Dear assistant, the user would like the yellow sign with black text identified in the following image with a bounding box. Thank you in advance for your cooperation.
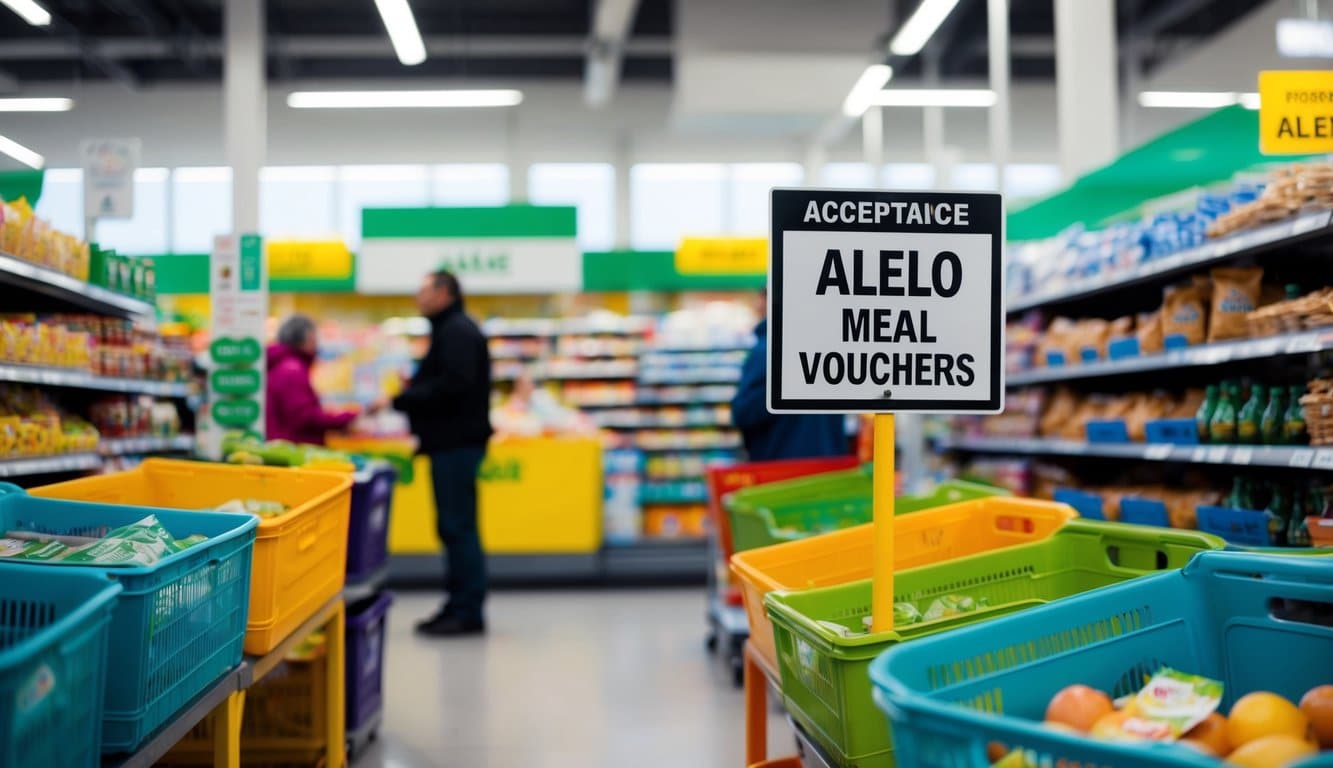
[267,240,354,280]
[675,237,767,275]
[1259,70,1333,155]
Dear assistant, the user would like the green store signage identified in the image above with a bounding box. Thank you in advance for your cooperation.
[479,457,521,482]
[212,398,261,427]
[211,369,262,396]
[210,337,262,365]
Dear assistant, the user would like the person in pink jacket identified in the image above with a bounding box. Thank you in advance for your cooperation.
[265,314,356,445]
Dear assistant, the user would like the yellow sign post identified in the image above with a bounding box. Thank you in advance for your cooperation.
[1258,70,1333,155]
[870,414,896,633]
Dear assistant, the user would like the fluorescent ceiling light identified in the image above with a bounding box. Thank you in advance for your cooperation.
[890,0,962,56]
[373,0,427,66]
[0,0,51,26]
[1138,91,1259,109]
[869,89,997,107]
[842,64,894,117]
[0,97,72,112]
[1277,17,1333,58]
[0,134,43,169]
[287,90,523,109]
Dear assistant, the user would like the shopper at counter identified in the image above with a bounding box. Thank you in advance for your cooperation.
[377,269,493,637]
[732,313,848,461]
[265,314,358,446]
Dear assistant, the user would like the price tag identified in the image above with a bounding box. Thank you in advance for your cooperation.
[1231,447,1254,465]
[1285,335,1318,355]
[1191,447,1208,463]
[1291,211,1330,236]
[1145,444,1173,460]
[1288,449,1315,468]
[1206,446,1229,463]
[1313,450,1333,470]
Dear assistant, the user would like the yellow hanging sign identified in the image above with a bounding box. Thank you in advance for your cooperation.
[675,237,768,275]
[267,240,354,280]
[1258,70,1333,155]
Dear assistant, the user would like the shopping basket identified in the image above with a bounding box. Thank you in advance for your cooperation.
[32,458,351,655]
[733,496,1075,680]
[346,462,395,581]
[871,550,1333,768]
[766,520,1226,768]
[0,484,257,752]
[347,591,393,733]
[0,564,121,768]
[730,473,1007,552]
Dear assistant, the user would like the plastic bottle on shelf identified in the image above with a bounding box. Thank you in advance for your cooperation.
[1284,283,1302,300]
[1236,384,1267,444]
[1286,487,1312,547]
[1284,383,1308,445]
[1195,385,1219,444]
[1261,385,1288,445]
[1208,385,1238,444]
[1227,477,1251,510]
[1266,483,1290,547]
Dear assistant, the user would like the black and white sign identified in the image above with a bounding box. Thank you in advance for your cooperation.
[767,188,1004,413]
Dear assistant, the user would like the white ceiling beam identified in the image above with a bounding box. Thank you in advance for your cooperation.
[585,0,641,108]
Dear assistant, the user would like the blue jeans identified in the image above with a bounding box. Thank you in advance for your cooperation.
[429,446,487,622]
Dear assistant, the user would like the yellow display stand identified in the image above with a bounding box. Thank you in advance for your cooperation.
[331,435,605,555]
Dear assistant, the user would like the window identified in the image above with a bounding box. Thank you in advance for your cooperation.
[260,166,337,242]
[630,164,725,250]
[728,163,803,235]
[819,163,877,189]
[884,163,937,190]
[1005,163,1063,201]
[529,163,615,250]
[94,168,169,255]
[433,164,509,206]
[338,165,430,248]
[172,167,231,253]
[33,168,83,239]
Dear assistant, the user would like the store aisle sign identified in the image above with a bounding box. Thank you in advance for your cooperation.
[80,138,139,220]
[675,237,767,275]
[268,240,353,281]
[767,189,1004,413]
[201,234,268,458]
[357,239,580,294]
[1259,70,1333,154]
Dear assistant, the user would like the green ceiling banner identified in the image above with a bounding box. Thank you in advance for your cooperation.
[583,250,766,291]
[0,170,43,205]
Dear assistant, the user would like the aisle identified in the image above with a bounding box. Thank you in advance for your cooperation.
[354,589,791,768]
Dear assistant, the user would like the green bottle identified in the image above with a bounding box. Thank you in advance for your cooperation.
[1287,488,1312,547]
[1196,385,1219,444]
[1285,283,1302,300]
[1227,477,1250,510]
[1236,384,1267,444]
[1209,385,1238,444]
[1266,483,1290,546]
[1261,385,1287,445]
[1284,384,1308,445]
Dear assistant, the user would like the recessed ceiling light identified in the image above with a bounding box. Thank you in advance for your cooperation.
[842,65,894,118]
[0,97,73,112]
[0,0,51,27]
[286,90,524,109]
[0,134,44,168]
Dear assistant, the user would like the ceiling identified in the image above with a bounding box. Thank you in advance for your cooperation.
[0,0,1268,89]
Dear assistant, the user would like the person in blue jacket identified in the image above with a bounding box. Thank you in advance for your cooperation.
[731,316,848,461]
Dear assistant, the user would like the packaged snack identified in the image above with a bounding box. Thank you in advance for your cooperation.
[1207,266,1263,341]
[1136,311,1163,355]
[1039,388,1080,437]
[1109,668,1224,741]
[1161,283,1207,345]
[62,515,184,566]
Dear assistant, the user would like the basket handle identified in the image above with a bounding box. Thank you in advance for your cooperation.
[1185,549,1333,584]
[0,482,24,496]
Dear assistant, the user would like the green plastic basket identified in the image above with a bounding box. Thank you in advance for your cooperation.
[764,520,1226,768]
[727,471,1006,552]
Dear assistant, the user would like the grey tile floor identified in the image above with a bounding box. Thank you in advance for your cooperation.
[352,589,794,768]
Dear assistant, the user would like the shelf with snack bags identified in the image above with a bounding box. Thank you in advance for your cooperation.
[936,434,1333,470]
[100,434,195,456]
[0,250,153,317]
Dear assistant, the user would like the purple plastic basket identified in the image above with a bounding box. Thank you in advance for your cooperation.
[346,464,395,581]
[347,591,393,732]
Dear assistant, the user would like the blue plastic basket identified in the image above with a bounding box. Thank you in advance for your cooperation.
[0,484,258,753]
[347,463,395,581]
[0,565,121,768]
[870,551,1333,768]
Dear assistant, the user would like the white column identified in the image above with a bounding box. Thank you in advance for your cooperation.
[803,143,826,186]
[988,0,1010,195]
[1055,0,1118,181]
[224,0,264,235]
[507,109,527,203]
[614,138,632,249]
[923,51,946,190]
[862,106,884,170]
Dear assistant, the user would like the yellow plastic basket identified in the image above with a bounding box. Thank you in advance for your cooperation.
[32,458,352,655]
[729,496,1076,677]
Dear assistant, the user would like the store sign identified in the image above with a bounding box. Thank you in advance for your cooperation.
[268,240,354,281]
[357,239,580,294]
[767,188,1003,413]
[201,234,268,458]
[675,237,767,275]
[80,138,139,220]
[1258,70,1333,154]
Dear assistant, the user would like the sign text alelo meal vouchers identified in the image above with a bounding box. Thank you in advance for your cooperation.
[767,188,1004,413]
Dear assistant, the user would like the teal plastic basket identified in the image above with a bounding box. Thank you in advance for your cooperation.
[728,471,1006,552]
[871,551,1333,768]
[0,484,257,753]
[0,564,121,768]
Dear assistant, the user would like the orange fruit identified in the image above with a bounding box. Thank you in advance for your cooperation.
[1045,684,1114,733]
[986,741,1007,763]
[1090,710,1172,741]
[1299,684,1333,748]
[1228,692,1310,748]
[1182,712,1230,757]
[1224,734,1316,768]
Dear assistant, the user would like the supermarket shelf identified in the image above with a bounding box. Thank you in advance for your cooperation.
[936,435,1333,470]
[1007,330,1333,386]
[100,434,195,456]
[0,363,192,397]
[565,399,640,409]
[649,344,753,354]
[641,485,709,504]
[0,452,102,478]
[0,250,155,317]
[106,665,245,768]
[595,419,732,430]
[638,394,737,406]
[1007,209,1333,314]
[637,443,741,453]
[638,374,742,385]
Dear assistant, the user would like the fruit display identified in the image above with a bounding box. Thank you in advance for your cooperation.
[0,196,90,281]
[992,669,1333,767]
[0,386,99,458]
[221,433,356,471]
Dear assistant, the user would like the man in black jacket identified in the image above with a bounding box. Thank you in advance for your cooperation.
[387,269,493,636]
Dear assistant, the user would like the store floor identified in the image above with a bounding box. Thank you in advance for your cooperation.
[353,589,792,768]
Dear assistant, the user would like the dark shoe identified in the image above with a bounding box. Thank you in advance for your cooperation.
[414,604,455,633]
[415,614,485,637]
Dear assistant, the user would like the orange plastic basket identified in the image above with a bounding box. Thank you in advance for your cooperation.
[729,496,1076,677]
[31,458,352,655]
